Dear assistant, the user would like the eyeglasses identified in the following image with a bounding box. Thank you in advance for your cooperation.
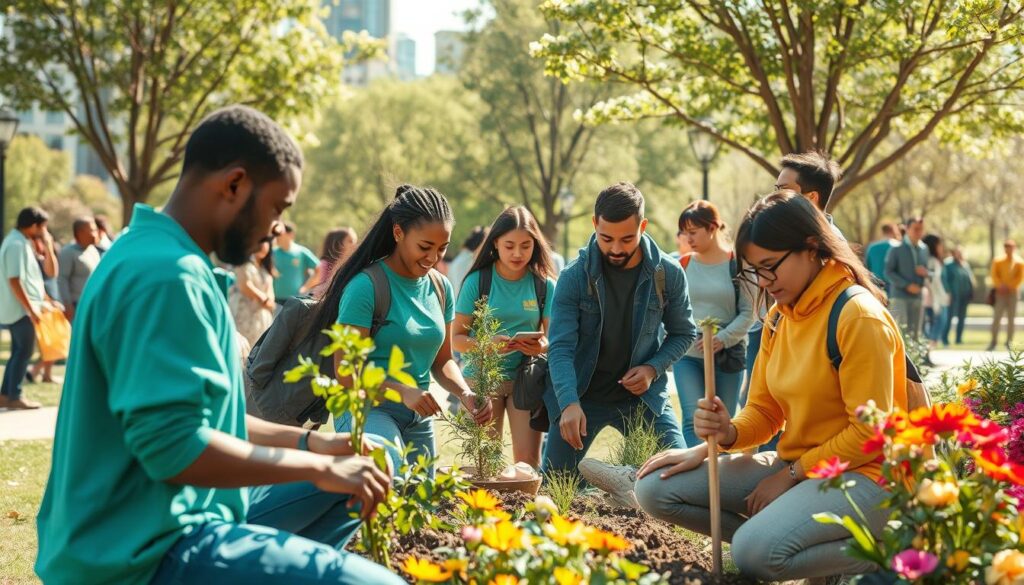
[736,249,800,287]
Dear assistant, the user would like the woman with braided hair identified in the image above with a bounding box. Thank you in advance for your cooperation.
[309,184,492,475]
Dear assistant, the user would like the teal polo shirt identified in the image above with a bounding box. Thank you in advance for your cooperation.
[0,229,46,324]
[455,266,555,379]
[338,262,454,389]
[36,204,247,585]
[272,243,318,299]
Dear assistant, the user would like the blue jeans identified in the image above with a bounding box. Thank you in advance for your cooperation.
[334,400,436,475]
[1,316,36,400]
[674,356,744,449]
[540,395,684,474]
[926,306,949,343]
[150,482,403,584]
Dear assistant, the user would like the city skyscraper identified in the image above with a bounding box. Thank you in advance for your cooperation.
[395,33,417,80]
[322,0,393,86]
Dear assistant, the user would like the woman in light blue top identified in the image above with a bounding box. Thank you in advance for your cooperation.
[453,207,556,469]
[675,201,756,448]
[308,184,492,474]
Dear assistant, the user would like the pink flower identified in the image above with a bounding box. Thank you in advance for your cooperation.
[891,549,939,580]
[460,525,482,544]
[807,456,850,479]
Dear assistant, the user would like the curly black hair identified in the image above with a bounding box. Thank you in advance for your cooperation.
[181,105,303,184]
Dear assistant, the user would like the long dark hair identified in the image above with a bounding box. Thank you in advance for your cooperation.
[466,206,555,285]
[320,227,358,263]
[735,191,886,309]
[308,184,454,338]
[922,234,943,260]
[257,238,276,277]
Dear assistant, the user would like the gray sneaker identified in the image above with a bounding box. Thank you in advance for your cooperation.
[578,458,639,509]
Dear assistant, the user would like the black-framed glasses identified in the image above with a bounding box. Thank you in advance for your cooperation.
[736,249,799,287]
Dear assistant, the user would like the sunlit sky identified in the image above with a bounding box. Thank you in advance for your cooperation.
[392,0,481,75]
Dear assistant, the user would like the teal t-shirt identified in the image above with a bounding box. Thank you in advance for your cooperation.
[272,243,318,299]
[337,262,454,389]
[455,266,555,379]
[35,205,247,585]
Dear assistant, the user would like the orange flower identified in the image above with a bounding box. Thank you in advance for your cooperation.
[807,456,849,479]
[544,514,589,546]
[957,379,978,396]
[489,575,520,585]
[974,448,1024,485]
[442,559,468,581]
[481,520,525,552]
[909,404,981,439]
[402,557,451,582]
[585,526,630,553]
[947,550,971,573]
[457,489,501,512]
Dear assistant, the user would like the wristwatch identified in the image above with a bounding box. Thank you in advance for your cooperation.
[298,430,312,452]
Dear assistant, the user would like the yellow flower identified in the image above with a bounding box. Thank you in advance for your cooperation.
[957,378,979,396]
[987,549,1024,585]
[544,514,589,546]
[916,479,960,507]
[553,567,583,585]
[487,508,512,522]
[481,520,525,553]
[584,526,630,553]
[489,575,520,585]
[442,559,469,581]
[402,557,450,583]
[457,489,501,512]
[947,550,971,573]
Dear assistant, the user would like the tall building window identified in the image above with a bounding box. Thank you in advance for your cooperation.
[45,110,65,124]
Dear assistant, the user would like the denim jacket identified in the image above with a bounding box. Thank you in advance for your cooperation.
[545,233,697,418]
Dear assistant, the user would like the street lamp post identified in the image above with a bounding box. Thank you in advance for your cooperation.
[687,122,721,201]
[558,185,576,258]
[0,108,20,235]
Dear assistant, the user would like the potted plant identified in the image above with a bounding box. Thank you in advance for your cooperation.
[442,298,542,495]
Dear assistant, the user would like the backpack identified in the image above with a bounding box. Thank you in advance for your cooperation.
[243,262,446,427]
[477,267,548,412]
[767,285,931,411]
[680,253,746,372]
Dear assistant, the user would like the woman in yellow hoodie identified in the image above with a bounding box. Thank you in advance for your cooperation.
[635,192,907,582]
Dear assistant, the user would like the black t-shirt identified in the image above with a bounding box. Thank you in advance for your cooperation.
[586,260,642,403]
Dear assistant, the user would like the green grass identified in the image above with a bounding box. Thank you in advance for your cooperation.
[0,440,51,585]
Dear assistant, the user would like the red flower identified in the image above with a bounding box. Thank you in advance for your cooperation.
[958,418,1009,450]
[862,428,887,454]
[909,404,981,440]
[974,447,1024,485]
[807,456,850,479]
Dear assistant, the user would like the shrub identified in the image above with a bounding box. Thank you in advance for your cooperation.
[610,408,665,469]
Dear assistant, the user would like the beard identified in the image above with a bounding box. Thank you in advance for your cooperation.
[216,191,262,265]
[601,245,639,268]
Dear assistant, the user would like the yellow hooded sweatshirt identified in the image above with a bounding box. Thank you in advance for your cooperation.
[730,260,908,480]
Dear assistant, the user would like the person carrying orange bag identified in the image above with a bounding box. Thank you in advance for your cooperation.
[35,306,72,362]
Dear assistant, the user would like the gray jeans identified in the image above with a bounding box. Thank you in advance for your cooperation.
[634,452,889,581]
[890,296,924,339]
[991,291,1019,346]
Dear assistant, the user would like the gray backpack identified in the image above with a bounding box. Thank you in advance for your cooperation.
[243,262,446,427]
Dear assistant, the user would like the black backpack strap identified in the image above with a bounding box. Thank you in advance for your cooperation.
[533,273,547,328]
[478,267,493,302]
[365,263,391,338]
[427,269,447,314]
[827,285,868,369]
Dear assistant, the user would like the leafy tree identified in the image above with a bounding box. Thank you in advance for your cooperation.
[531,0,1024,207]
[0,0,381,224]
[2,134,69,231]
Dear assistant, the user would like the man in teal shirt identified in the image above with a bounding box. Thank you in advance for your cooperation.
[273,222,319,301]
[36,106,402,585]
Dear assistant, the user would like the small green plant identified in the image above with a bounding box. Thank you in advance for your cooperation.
[443,298,506,479]
[286,324,454,570]
[544,469,583,515]
[901,323,933,379]
[611,408,665,468]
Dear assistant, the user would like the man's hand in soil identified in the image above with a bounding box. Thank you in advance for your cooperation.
[559,403,587,450]
[312,456,392,519]
[745,468,798,516]
[637,446,708,480]
[620,365,656,396]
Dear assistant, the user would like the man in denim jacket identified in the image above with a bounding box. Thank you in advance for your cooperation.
[542,182,696,475]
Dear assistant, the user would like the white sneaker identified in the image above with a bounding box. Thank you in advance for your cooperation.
[578,458,639,509]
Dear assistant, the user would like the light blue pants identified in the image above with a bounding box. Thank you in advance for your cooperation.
[673,356,744,449]
[334,400,436,476]
[149,481,404,584]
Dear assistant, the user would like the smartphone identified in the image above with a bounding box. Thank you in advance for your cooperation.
[510,331,543,342]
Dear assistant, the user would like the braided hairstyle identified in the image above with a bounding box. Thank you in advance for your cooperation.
[308,184,454,337]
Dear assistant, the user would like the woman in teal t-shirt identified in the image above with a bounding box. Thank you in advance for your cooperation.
[453,206,556,469]
[308,185,493,473]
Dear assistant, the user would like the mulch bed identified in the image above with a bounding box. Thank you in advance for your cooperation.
[356,488,751,584]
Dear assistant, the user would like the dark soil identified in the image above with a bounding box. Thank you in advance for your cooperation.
[358,488,750,584]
